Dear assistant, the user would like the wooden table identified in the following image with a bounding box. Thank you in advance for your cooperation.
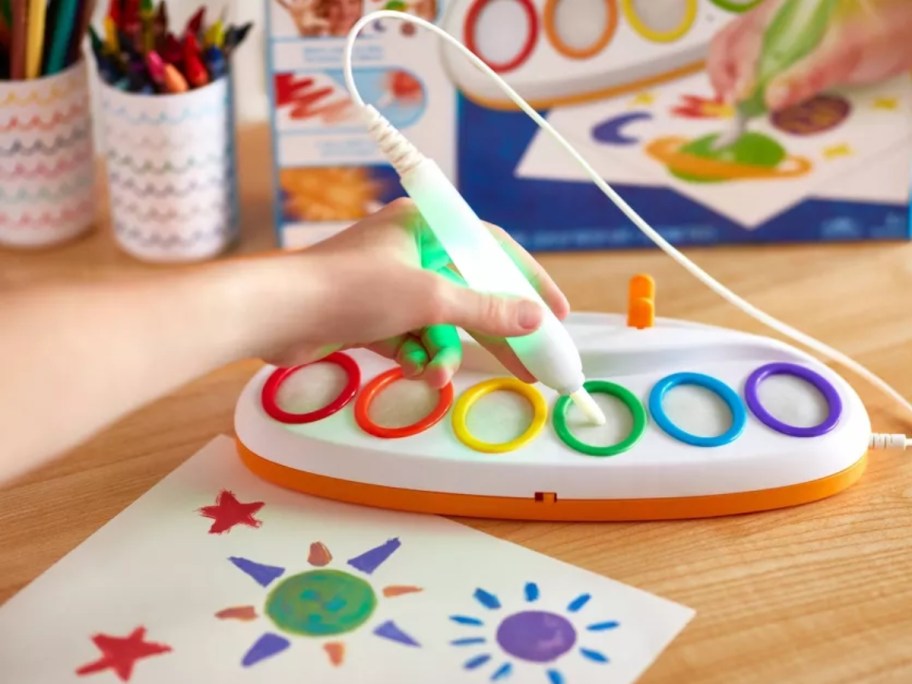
[1,124,911,682]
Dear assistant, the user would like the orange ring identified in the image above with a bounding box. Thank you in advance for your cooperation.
[543,0,617,60]
[354,367,454,439]
[645,136,812,180]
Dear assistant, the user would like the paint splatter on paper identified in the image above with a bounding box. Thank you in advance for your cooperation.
[219,538,421,669]
[75,627,171,682]
[197,490,264,534]
[0,436,693,683]
[451,582,619,683]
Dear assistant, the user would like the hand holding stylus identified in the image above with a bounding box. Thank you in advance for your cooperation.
[709,0,912,113]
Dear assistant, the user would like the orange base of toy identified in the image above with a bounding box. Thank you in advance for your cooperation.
[235,440,868,521]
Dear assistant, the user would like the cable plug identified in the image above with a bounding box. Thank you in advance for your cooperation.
[869,433,911,450]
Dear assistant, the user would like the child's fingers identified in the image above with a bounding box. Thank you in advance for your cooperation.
[419,324,463,389]
[468,331,536,384]
[482,221,570,319]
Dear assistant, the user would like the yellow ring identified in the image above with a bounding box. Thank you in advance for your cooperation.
[620,0,697,43]
[543,0,618,60]
[451,378,547,453]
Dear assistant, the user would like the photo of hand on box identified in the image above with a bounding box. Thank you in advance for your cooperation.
[275,0,364,37]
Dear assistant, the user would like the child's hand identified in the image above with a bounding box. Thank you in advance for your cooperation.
[260,198,570,389]
[708,0,912,112]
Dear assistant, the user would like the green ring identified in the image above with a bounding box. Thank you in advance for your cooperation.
[708,0,763,12]
[553,380,647,457]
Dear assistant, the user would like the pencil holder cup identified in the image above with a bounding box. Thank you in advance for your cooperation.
[0,60,96,249]
[99,75,239,263]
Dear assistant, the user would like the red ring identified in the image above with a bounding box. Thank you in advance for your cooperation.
[354,367,454,438]
[260,352,361,424]
[464,0,538,74]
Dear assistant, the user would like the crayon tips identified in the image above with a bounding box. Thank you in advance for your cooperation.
[162,62,186,92]
[84,4,252,92]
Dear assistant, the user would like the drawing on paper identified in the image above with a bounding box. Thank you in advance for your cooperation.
[75,626,171,682]
[770,94,851,135]
[197,489,265,534]
[450,582,618,683]
[218,538,422,668]
[670,94,732,120]
[645,131,812,183]
[591,112,653,145]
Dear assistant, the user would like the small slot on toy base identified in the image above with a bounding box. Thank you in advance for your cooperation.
[534,492,558,504]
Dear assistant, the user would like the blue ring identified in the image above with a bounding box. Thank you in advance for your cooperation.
[648,372,747,447]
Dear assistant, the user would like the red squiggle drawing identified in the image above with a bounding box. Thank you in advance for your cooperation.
[671,94,732,119]
[0,154,89,180]
[0,198,94,228]
[0,102,88,133]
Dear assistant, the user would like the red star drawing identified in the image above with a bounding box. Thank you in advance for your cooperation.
[75,627,171,681]
[198,489,265,534]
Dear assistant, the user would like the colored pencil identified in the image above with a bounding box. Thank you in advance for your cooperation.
[24,0,44,79]
[45,0,78,74]
[9,0,25,78]
[68,0,97,64]
[0,0,11,26]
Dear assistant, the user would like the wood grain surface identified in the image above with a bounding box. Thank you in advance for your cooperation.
[1,124,910,683]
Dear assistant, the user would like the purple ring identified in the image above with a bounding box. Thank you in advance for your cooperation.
[744,362,842,437]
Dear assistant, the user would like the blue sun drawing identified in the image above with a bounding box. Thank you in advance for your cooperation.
[216,537,423,668]
[449,583,619,682]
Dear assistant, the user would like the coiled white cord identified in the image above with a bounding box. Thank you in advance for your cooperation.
[342,10,912,425]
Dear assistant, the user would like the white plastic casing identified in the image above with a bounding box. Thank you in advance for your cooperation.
[234,313,871,501]
[399,156,586,395]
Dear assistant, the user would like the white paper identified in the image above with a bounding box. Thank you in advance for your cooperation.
[99,77,239,262]
[0,435,693,683]
[516,71,912,227]
[0,60,96,247]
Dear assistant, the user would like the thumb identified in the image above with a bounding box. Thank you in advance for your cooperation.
[426,272,544,338]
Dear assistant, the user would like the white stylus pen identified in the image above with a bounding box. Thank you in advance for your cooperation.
[361,106,606,426]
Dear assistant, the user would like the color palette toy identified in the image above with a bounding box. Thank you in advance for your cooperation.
[438,0,762,110]
[234,275,870,521]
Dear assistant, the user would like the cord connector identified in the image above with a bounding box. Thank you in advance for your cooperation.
[359,105,424,177]
[869,433,911,450]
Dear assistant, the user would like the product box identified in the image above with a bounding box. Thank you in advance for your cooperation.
[266,0,912,251]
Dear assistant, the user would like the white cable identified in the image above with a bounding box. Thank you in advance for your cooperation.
[343,11,912,423]
[869,433,911,450]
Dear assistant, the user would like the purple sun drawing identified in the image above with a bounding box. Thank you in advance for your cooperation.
[216,537,423,668]
[450,583,619,682]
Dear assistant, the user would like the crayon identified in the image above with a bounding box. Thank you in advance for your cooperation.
[184,5,203,37]
[9,0,25,78]
[25,0,47,79]
[103,14,118,53]
[203,5,225,47]
[161,30,179,65]
[87,24,118,82]
[105,0,119,23]
[144,48,164,89]
[223,21,251,57]
[139,0,152,51]
[182,31,206,87]
[162,61,186,92]
[203,45,225,80]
